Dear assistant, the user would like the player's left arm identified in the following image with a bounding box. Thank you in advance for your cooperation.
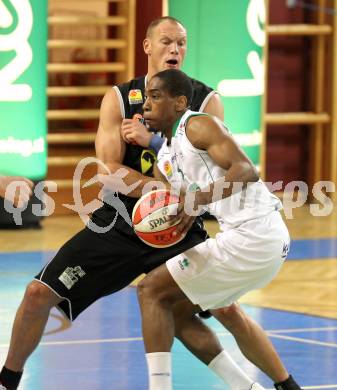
[191,115,259,204]
[174,115,259,235]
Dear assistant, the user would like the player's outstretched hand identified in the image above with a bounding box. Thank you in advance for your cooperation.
[0,176,34,207]
[121,119,152,147]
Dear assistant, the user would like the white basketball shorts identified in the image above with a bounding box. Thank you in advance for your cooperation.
[166,211,290,310]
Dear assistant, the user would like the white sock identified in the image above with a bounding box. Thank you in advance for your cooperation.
[208,350,254,390]
[146,352,172,390]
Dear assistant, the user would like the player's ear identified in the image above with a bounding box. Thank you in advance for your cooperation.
[176,96,187,112]
[143,38,151,55]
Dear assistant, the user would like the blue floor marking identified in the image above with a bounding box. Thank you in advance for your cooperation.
[288,238,337,260]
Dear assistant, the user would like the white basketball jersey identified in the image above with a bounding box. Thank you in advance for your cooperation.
[157,110,282,230]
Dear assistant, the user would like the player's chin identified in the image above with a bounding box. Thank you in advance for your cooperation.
[144,118,156,127]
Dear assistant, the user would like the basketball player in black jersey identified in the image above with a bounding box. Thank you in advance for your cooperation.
[0,17,300,390]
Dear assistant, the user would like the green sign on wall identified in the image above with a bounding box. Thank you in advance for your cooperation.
[0,0,48,180]
[169,0,266,168]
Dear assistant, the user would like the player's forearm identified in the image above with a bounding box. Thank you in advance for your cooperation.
[194,162,259,206]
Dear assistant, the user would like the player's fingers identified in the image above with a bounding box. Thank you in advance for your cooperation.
[121,129,132,142]
[175,215,194,236]
[121,119,133,126]
[121,123,133,132]
[121,133,129,142]
[175,204,186,220]
[182,218,194,235]
[125,133,136,143]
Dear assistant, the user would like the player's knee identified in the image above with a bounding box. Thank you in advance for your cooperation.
[137,274,171,306]
[211,303,246,331]
[23,281,59,314]
[137,275,157,300]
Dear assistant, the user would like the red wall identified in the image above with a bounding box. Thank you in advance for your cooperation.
[266,2,311,185]
[135,1,163,76]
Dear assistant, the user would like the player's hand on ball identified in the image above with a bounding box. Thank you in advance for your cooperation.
[170,193,196,237]
[121,119,152,146]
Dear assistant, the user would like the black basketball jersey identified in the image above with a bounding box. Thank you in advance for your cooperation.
[113,75,215,178]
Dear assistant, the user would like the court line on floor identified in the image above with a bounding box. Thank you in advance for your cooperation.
[1,325,337,349]
[268,326,337,334]
[0,337,143,348]
[215,325,337,337]
[269,333,337,348]
[1,331,337,349]
[266,386,337,390]
[299,385,337,389]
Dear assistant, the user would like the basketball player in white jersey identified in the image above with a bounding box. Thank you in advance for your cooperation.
[137,69,296,390]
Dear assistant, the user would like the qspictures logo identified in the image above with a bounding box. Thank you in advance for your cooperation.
[1,157,336,229]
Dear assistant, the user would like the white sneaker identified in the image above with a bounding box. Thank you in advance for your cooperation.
[251,383,267,390]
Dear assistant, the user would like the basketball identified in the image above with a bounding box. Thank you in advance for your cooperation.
[132,189,184,248]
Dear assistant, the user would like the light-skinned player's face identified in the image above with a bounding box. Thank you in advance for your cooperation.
[144,21,187,74]
[143,77,181,135]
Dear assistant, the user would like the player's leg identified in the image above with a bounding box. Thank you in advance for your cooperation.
[138,262,184,352]
[208,213,300,390]
[172,301,262,390]
[5,281,61,370]
[0,226,93,390]
[138,265,265,390]
[173,301,221,363]
[0,281,61,389]
[212,304,287,380]
[0,224,142,390]
[211,304,301,390]
[138,263,190,390]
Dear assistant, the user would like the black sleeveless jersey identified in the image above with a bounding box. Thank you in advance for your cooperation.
[114,75,214,178]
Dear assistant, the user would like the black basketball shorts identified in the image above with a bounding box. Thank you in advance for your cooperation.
[34,204,207,321]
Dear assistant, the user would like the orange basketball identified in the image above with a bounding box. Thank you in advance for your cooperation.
[132,189,184,248]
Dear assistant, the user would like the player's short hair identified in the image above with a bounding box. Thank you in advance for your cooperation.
[152,69,192,106]
[146,16,186,37]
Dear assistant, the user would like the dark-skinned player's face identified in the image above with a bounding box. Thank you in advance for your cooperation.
[143,77,179,134]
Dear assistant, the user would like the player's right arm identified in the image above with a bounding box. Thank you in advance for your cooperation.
[95,89,164,198]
